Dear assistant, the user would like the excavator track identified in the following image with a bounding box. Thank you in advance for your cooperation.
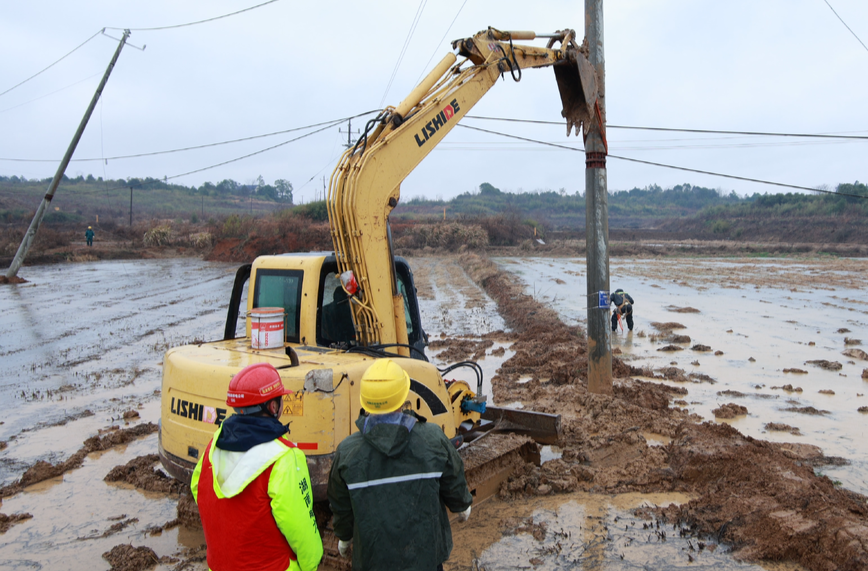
[316,433,541,570]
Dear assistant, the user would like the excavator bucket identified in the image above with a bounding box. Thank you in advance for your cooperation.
[554,50,598,137]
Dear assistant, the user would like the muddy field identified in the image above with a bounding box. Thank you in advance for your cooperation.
[1,254,867,570]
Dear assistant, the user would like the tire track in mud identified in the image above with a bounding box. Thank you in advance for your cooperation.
[454,252,868,571]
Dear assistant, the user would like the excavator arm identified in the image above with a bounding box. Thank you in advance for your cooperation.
[327,27,598,354]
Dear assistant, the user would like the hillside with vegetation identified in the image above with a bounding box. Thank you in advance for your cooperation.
[0,174,291,226]
[1,174,866,268]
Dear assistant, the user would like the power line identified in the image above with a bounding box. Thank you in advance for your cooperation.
[164,121,339,181]
[0,30,102,98]
[435,137,857,151]
[463,115,868,140]
[456,123,868,199]
[0,72,103,114]
[0,111,380,164]
[380,0,428,107]
[822,0,868,54]
[105,0,282,32]
[415,0,468,84]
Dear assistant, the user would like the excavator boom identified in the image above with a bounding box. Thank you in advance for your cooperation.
[327,27,597,351]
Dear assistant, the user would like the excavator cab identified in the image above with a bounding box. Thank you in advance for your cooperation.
[222,253,427,358]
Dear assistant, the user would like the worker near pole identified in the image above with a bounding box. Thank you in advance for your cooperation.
[191,362,323,571]
[85,226,94,247]
[327,359,472,571]
[610,288,635,332]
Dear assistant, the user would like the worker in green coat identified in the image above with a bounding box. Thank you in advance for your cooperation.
[85,226,94,246]
[327,359,472,571]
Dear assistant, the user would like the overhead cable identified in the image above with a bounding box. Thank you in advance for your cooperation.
[105,0,281,32]
[822,0,868,54]
[0,30,102,98]
[415,0,468,84]
[0,72,102,114]
[0,110,380,164]
[380,0,428,107]
[164,121,339,181]
[456,123,868,200]
[463,115,868,140]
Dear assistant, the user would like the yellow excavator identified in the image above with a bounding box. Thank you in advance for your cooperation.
[159,25,597,559]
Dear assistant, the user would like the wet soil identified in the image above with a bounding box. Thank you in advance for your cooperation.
[454,253,868,571]
[2,254,867,570]
[102,544,175,571]
[103,454,187,495]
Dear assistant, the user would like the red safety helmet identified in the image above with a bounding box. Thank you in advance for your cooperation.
[226,362,289,408]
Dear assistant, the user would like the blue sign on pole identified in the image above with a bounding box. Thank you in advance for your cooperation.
[598,290,609,308]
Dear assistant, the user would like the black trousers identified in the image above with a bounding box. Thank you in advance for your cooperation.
[612,310,633,331]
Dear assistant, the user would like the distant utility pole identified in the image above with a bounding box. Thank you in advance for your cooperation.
[339,118,360,149]
[5,30,130,280]
[584,0,613,394]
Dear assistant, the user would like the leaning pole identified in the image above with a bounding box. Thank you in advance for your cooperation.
[584,0,613,394]
[5,30,130,280]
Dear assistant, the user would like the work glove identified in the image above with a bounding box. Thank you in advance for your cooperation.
[338,539,351,559]
[457,506,471,522]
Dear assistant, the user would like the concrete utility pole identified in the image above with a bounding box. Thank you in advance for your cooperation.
[5,30,130,279]
[339,118,359,149]
[584,0,613,394]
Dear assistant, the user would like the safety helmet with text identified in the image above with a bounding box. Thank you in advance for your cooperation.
[360,359,411,414]
[226,362,288,409]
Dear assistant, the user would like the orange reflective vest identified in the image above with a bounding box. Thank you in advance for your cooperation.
[191,428,323,571]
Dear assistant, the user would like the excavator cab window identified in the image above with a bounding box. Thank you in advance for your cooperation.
[252,269,303,343]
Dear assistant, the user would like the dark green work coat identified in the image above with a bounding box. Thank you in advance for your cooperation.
[327,411,472,571]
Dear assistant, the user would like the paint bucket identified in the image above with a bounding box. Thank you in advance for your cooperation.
[250,307,285,349]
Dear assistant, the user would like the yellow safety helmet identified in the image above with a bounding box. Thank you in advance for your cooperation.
[360,359,410,414]
[88,226,92,229]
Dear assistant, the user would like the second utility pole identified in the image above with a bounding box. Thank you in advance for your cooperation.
[584,0,613,394]
[5,30,130,280]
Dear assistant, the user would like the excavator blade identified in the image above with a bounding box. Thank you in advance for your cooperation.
[480,405,561,445]
[554,51,598,137]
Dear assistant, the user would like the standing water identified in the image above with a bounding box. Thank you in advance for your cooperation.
[502,256,868,496]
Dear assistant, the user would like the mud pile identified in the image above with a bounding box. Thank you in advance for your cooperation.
[456,252,868,571]
[0,511,32,534]
[658,422,868,570]
[102,544,175,571]
[104,454,187,495]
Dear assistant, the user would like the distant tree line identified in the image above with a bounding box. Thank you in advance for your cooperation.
[398,180,867,223]
[0,174,293,204]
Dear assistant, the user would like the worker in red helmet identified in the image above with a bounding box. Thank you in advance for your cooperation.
[191,362,323,571]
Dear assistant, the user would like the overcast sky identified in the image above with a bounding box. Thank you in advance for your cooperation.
[1,0,866,203]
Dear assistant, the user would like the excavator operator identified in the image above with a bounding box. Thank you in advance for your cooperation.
[327,359,472,571]
[191,362,323,571]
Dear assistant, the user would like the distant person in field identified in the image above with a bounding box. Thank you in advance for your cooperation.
[611,288,635,332]
[85,226,94,247]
